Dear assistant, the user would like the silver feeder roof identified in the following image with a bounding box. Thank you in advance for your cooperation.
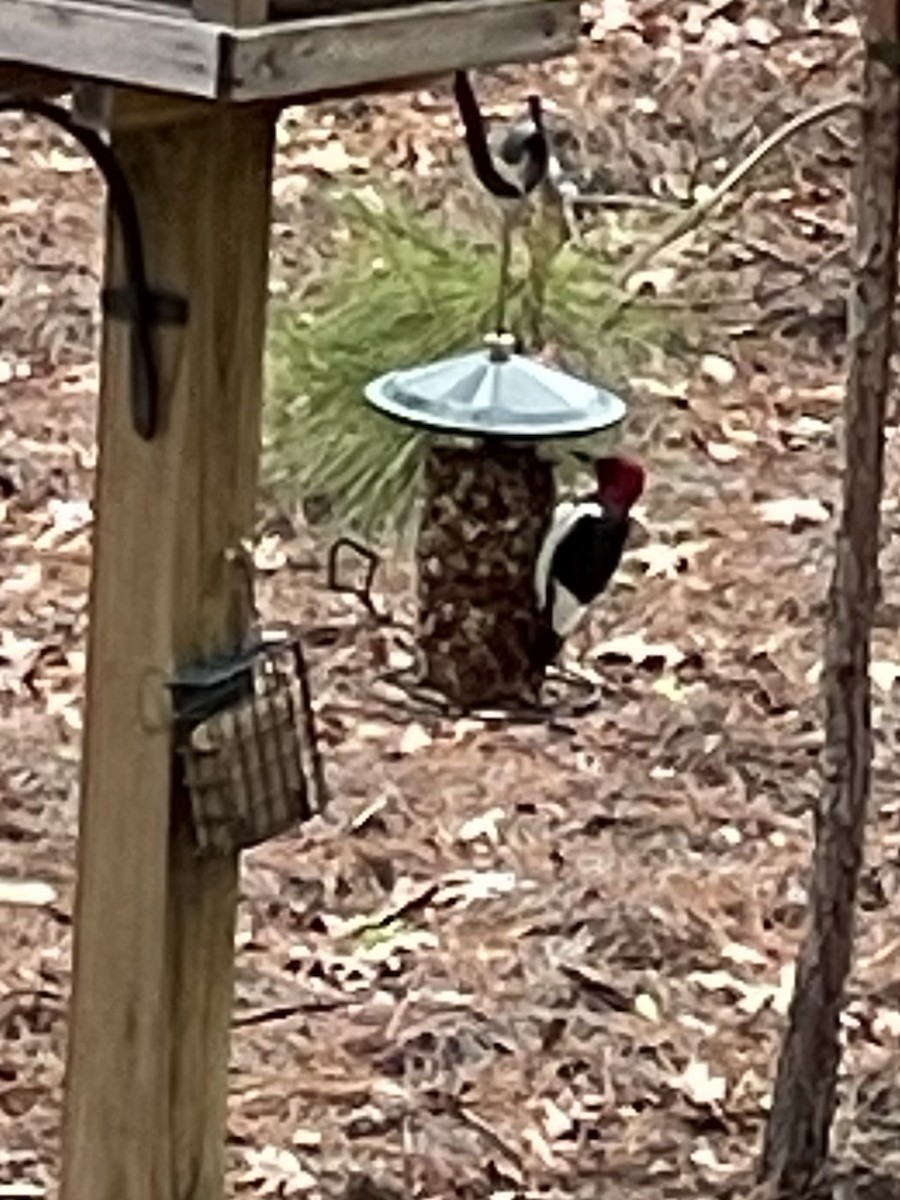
[364,333,627,440]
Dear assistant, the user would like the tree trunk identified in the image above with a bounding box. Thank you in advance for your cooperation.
[415,441,554,708]
[760,7,900,1191]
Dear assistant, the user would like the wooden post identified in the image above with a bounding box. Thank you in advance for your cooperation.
[61,101,276,1200]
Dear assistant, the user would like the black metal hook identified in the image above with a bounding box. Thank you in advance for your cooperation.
[0,95,188,440]
[453,71,550,200]
[326,537,390,623]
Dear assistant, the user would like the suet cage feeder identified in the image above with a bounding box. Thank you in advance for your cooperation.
[168,631,326,856]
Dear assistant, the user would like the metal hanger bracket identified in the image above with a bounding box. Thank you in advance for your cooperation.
[0,94,189,440]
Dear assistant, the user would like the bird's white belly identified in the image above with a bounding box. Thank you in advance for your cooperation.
[553,583,587,637]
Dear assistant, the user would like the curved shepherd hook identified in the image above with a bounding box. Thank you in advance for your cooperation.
[0,95,188,440]
[453,70,550,199]
[453,72,550,334]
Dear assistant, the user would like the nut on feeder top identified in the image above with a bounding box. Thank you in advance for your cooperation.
[365,332,627,440]
[365,72,629,443]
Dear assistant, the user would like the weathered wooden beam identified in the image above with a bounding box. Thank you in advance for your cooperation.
[0,0,222,96]
[60,100,276,1200]
[0,0,579,99]
[192,0,269,24]
[227,0,577,100]
[76,83,243,129]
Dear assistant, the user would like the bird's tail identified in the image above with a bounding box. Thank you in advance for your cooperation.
[531,621,563,671]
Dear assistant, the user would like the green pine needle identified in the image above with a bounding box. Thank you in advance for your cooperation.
[264,190,682,541]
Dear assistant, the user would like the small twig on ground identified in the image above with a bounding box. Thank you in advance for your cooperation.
[231,997,349,1028]
[439,1096,525,1172]
[573,192,683,212]
[230,1073,374,1104]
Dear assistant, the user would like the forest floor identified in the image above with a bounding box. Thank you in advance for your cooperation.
[4,2,900,1198]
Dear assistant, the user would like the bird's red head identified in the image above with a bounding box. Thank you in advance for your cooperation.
[594,455,645,514]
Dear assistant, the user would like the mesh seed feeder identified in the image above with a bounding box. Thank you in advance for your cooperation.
[358,71,632,716]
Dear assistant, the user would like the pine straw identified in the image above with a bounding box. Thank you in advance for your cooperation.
[2,4,895,1199]
[264,192,678,541]
[229,383,900,1200]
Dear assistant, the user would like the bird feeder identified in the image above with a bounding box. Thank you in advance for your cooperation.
[366,331,627,440]
[0,4,581,1198]
[365,339,629,708]
[169,630,325,856]
[363,74,629,710]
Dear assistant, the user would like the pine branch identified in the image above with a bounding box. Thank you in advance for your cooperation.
[589,95,858,333]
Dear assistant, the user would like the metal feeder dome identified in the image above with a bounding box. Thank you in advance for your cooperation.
[364,332,627,441]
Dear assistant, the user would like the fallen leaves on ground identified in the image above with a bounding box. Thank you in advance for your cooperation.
[4,3,900,1200]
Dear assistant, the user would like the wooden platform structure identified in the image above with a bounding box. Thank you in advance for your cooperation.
[2,0,576,98]
[1,3,578,1200]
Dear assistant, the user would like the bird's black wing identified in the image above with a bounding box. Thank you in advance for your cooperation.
[550,511,631,605]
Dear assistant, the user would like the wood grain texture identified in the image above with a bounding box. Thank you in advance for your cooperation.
[227,0,579,100]
[192,0,269,24]
[270,0,479,12]
[0,0,577,99]
[79,0,189,7]
[0,0,220,96]
[60,101,276,1200]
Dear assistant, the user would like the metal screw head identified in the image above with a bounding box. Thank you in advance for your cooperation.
[484,330,517,362]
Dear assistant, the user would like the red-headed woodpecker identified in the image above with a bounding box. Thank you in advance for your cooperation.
[533,456,645,666]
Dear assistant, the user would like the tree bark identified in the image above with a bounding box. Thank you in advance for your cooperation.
[760,6,900,1190]
[415,442,554,708]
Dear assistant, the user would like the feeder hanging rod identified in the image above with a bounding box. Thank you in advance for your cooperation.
[453,70,550,200]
